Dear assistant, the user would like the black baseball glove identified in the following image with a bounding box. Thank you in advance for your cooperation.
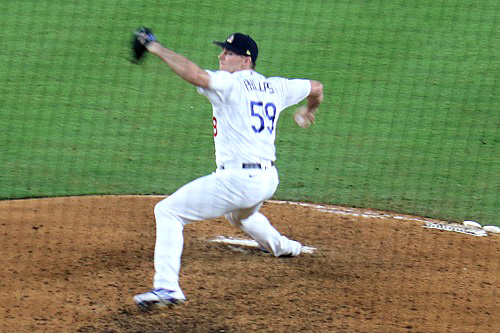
[131,27,157,64]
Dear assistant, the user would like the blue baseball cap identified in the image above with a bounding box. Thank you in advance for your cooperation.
[214,33,258,64]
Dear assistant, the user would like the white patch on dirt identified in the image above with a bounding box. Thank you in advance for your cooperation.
[424,222,487,237]
[210,236,316,253]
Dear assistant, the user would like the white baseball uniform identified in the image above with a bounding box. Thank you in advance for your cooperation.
[153,69,311,298]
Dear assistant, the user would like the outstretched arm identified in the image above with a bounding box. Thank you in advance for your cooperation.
[145,41,211,89]
[294,80,324,128]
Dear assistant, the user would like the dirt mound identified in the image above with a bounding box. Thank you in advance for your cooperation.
[1,196,498,332]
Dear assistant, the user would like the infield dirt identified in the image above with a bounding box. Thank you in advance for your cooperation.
[1,196,498,332]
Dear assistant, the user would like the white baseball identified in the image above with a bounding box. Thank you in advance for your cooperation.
[293,108,311,128]
[294,113,307,127]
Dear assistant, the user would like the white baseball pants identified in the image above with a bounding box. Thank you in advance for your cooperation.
[152,165,301,296]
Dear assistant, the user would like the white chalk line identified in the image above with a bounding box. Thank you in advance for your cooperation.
[270,200,434,223]
[269,200,491,237]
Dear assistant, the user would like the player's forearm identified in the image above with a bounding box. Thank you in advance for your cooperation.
[306,80,324,112]
[307,95,322,112]
[147,42,210,88]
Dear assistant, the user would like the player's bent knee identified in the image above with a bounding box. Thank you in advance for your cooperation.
[225,212,242,227]
[154,200,167,217]
[154,200,175,220]
[154,199,189,227]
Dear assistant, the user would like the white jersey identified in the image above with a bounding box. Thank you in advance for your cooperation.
[197,70,311,167]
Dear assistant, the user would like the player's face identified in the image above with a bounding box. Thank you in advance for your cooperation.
[218,49,249,72]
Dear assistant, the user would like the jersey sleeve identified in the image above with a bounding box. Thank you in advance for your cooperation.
[280,79,311,110]
[197,70,235,100]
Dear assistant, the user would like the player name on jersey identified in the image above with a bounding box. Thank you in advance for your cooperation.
[243,79,275,94]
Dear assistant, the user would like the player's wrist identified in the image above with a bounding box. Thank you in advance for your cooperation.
[306,106,319,114]
[146,41,161,53]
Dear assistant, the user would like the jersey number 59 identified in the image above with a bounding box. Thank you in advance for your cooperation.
[250,101,277,134]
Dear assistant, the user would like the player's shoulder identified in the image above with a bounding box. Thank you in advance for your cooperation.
[269,76,312,91]
[207,69,233,78]
[210,69,254,83]
[265,75,304,89]
[243,70,283,81]
[205,70,238,92]
[267,75,288,84]
[232,70,289,82]
[233,70,263,79]
[268,75,310,82]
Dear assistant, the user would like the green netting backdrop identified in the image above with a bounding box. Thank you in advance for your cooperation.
[1,0,499,225]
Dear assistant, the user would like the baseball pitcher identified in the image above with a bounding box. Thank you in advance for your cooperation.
[131,28,324,311]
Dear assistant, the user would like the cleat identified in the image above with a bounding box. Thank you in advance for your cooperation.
[287,240,302,257]
[133,289,186,311]
[260,240,302,257]
[278,240,302,257]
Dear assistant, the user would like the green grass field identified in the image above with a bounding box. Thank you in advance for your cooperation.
[1,0,499,225]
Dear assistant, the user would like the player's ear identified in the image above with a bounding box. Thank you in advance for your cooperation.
[244,55,253,68]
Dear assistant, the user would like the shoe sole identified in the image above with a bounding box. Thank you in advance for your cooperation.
[134,298,185,312]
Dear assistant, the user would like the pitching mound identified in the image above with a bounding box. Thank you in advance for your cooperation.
[1,196,498,332]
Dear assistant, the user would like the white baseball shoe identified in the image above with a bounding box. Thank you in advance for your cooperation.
[259,239,302,257]
[286,240,302,257]
[133,289,186,311]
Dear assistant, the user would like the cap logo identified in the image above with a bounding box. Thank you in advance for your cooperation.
[246,50,251,55]
[227,35,235,43]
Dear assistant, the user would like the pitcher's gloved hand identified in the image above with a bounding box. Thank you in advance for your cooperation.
[131,27,156,64]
